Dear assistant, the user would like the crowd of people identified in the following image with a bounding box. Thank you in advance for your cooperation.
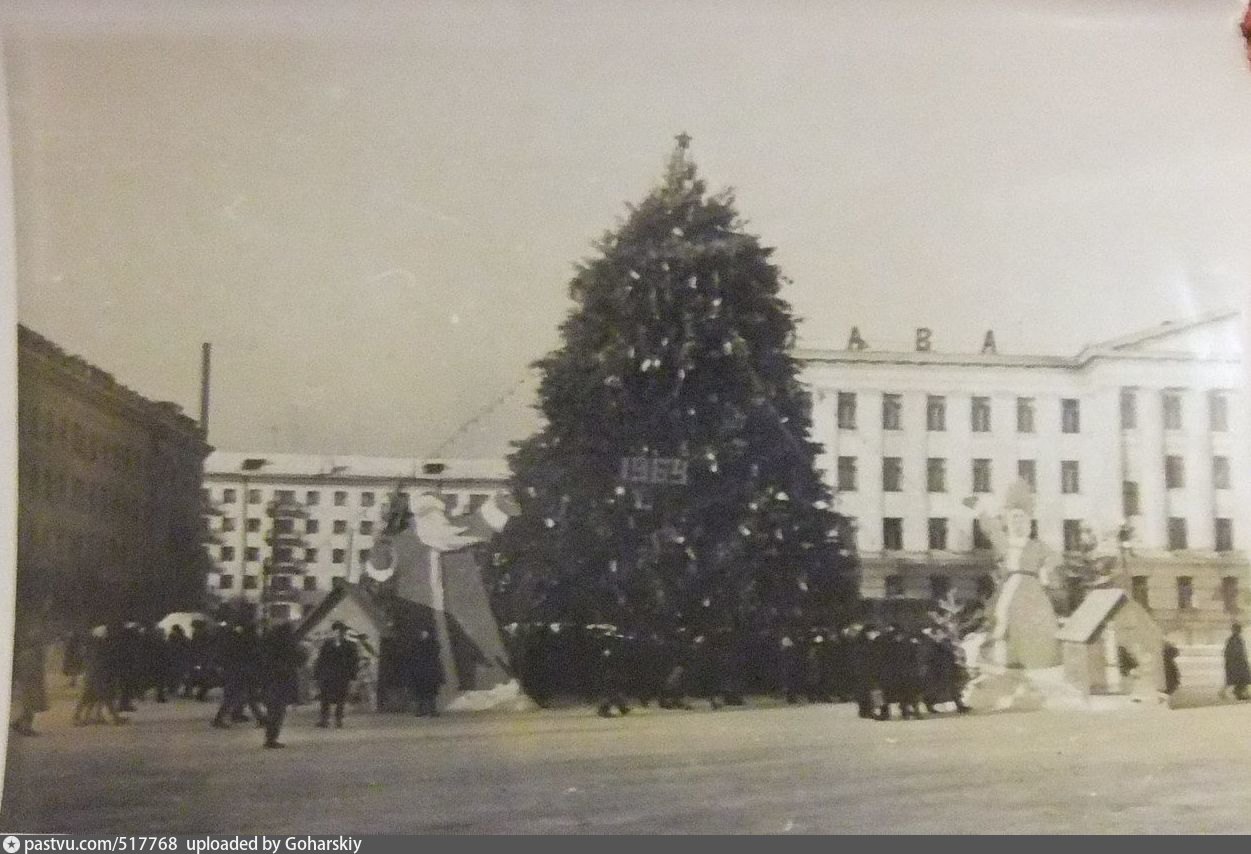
[506,621,971,721]
[18,617,433,747]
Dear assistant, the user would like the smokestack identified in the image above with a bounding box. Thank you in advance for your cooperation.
[199,342,212,437]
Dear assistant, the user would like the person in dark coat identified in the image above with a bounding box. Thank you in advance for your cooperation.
[877,626,921,720]
[594,627,632,718]
[314,621,360,728]
[212,623,267,728]
[844,624,877,719]
[74,625,126,726]
[1162,642,1181,696]
[410,628,444,717]
[11,626,48,736]
[920,628,970,714]
[260,623,307,749]
[166,625,192,698]
[1225,623,1250,700]
[116,623,141,712]
[62,630,87,688]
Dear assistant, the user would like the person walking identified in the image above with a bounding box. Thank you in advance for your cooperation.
[410,628,444,717]
[313,621,359,728]
[1162,641,1181,696]
[11,625,48,736]
[1224,623,1250,701]
[260,623,307,749]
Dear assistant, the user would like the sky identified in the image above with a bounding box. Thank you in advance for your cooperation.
[4,0,1251,459]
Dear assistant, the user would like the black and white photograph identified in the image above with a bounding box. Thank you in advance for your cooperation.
[2,0,1251,836]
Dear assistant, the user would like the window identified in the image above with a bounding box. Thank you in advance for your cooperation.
[1222,577,1240,614]
[1017,460,1036,491]
[1061,460,1080,494]
[1013,397,1035,434]
[306,519,319,534]
[358,549,371,565]
[884,575,905,598]
[1120,389,1137,430]
[275,547,293,562]
[883,518,903,551]
[841,517,858,550]
[1210,392,1229,432]
[976,574,996,600]
[268,604,291,621]
[303,576,318,592]
[1122,482,1140,517]
[1214,456,1231,490]
[333,520,347,535]
[360,520,375,535]
[201,487,211,503]
[1165,455,1185,489]
[837,393,857,429]
[1063,520,1083,552]
[306,490,320,506]
[332,549,345,564]
[927,458,946,493]
[882,394,902,430]
[928,517,948,551]
[837,456,858,492]
[1177,576,1194,611]
[219,574,234,590]
[926,396,946,431]
[930,575,951,601]
[973,519,993,550]
[221,546,236,562]
[305,548,318,562]
[971,397,991,432]
[334,491,348,507]
[1216,518,1234,553]
[246,518,260,533]
[221,517,237,532]
[1162,391,1182,431]
[271,574,292,591]
[245,547,259,562]
[275,518,294,534]
[1131,576,1150,609]
[882,457,903,493]
[1030,519,1039,540]
[243,575,258,590]
[362,492,376,507]
[972,459,992,494]
[1061,399,1080,433]
[1167,518,1188,551]
[275,489,295,501]
[247,489,261,504]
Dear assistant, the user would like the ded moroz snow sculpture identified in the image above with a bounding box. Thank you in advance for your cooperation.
[365,488,535,712]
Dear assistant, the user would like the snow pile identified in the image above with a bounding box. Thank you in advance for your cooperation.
[444,680,538,713]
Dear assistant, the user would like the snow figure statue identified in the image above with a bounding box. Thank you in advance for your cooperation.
[960,478,1067,712]
[969,478,1062,670]
[366,489,535,712]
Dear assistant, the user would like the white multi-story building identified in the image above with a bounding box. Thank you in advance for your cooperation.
[797,310,1248,642]
[202,452,510,622]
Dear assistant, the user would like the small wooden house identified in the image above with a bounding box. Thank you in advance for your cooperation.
[1056,588,1164,697]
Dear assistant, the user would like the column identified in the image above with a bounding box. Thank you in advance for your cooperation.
[810,387,838,493]
[901,390,929,552]
[1035,394,1062,549]
[1185,388,1215,551]
[858,391,884,552]
[1084,388,1123,538]
[1137,389,1167,552]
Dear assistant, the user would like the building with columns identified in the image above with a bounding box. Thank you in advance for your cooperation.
[202,452,510,622]
[797,310,1248,643]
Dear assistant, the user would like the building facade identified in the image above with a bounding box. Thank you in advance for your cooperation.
[797,311,1249,643]
[202,452,510,622]
[16,325,213,626]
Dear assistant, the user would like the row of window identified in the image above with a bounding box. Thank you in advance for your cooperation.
[209,487,491,510]
[217,573,321,592]
[219,545,370,564]
[867,516,1233,552]
[835,390,1230,434]
[19,460,146,518]
[19,407,148,473]
[836,455,1232,495]
[219,517,376,536]
[880,572,1241,614]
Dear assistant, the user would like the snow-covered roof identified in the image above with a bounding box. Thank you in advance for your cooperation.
[205,450,509,482]
[1056,589,1127,644]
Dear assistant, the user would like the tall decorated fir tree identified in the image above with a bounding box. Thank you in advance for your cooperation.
[491,137,858,636]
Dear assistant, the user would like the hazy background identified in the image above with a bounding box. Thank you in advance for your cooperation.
[5,0,1251,459]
